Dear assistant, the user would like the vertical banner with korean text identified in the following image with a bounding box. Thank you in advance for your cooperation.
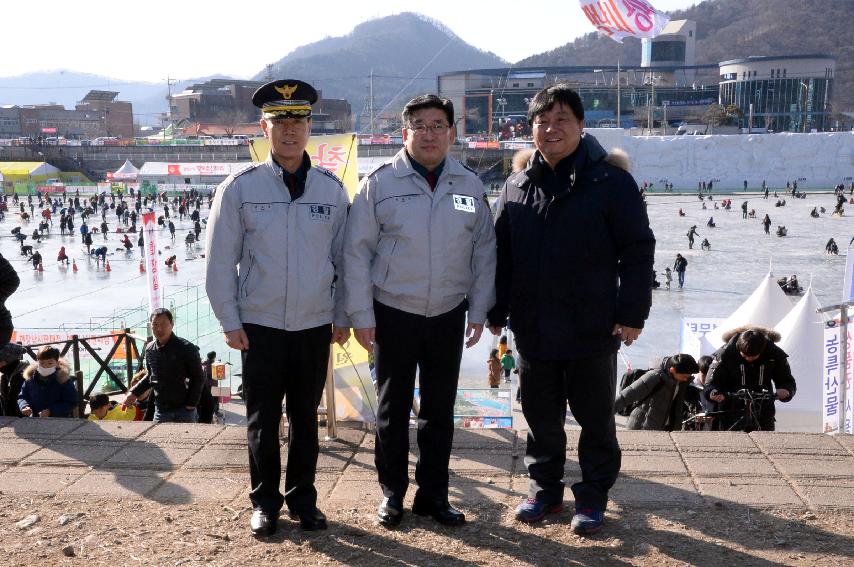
[141,212,163,313]
[822,322,854,434]
[579,0,671,43]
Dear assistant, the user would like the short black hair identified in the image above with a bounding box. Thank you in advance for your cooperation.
[150,308,173,323]
[402,94,454,127]
[527,84,584,125]
[36,345,60,361]
[207,351,216,360]
[698,355,713,375]
[736,330,767,357]
[89,393,110,410]
[668,353,699,375]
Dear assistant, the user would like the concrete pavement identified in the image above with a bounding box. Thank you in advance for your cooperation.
[0,417,852,512]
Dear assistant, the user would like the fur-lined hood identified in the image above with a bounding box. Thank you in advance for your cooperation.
[720,326,781,344]
[23,360,71,384]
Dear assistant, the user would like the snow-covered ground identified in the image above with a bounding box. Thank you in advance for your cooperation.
[4,187,853,431]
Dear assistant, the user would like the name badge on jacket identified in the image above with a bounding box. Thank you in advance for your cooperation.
[452,195,476,213]
[309,204,332,222]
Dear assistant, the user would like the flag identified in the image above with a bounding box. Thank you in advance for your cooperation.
[141,212,163,313]
[580,0,671,43]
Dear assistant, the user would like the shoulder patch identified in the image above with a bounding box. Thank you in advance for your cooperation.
[232,162,261,179]
[365,161,392,179]
[315,166,344,188]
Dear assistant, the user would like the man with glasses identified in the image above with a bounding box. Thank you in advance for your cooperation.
[486,85,655,535]
[344,94,496,528]
[205,79,350,536]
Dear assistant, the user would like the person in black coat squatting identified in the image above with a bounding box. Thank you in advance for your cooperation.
[614,354,699,431]
[487,85,655,536]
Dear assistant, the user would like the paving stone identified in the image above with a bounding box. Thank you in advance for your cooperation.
[137,423,224,444]
[105,445,199,469]
[209,425,248,445]
[671,431,761,453]
[71,420,154,440]
[327,479,385,502]
[621,453,688,475]
[63,469,168,499]
[617,430,676,450]
[833,434,854,456]
[0,416,15,429]
[149,472,249,503]
[21,442,126,467]
[750,432,849,455]
[452,429,515,449]
[0,465,87,494]
[320,427,366,449]
[0,417,84,440]
[449,451,513,474]
[184,447,248,470]
[696,477,803,506]
[315,450,356,473]
[798,478,854,508]
[683,455,777,477]
[610,476,702,507]
[448,478,514,504]
[771,455,854,478]
[0,441,44,464]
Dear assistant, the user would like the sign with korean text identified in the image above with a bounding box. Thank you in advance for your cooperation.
[250,133,359,199]
[679,317,723,359]
[822,322,853,434]
[141,212,163,313]
[579,0,671,43]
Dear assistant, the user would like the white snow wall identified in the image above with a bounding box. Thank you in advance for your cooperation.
[585,129,854,191]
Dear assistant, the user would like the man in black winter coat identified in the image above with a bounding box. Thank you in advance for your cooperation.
[705,327,796,431]
[614,354,699,431]
[0,342,27,416]
[124,309,203,423]
[487,85,655,535]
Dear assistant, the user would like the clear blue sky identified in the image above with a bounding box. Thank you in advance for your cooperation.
[0,0,698,82]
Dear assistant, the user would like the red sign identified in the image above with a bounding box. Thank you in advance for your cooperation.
[168,164,181,176]
[41,127,57,134]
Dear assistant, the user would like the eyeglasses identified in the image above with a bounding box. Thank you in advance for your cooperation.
[407,122,450,135]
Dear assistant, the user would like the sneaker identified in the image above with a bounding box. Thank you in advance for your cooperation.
[571,508,605,535]
[514,497,562,524]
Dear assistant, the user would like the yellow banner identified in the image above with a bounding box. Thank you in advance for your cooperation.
[249,133,360,199]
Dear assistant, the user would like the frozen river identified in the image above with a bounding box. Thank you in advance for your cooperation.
[4,187,853,430]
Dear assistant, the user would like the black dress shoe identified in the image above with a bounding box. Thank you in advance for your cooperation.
[377,496,404,527]
[288,507,328,531]
[250,509,278,536]
[412,499,466,526]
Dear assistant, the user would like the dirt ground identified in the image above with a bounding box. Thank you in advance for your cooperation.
[1,495,852,566]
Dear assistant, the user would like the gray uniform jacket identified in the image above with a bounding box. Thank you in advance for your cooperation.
[343,149,496,328]
[205,155,349,333]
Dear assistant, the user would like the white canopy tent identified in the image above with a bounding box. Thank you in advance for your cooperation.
[112,159,139,181]
[704,272,794,351]
[774,287,825,414]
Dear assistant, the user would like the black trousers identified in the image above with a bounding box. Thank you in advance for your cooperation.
[242,323,331,515]
[519,352,621,511]
[374,301,466,501]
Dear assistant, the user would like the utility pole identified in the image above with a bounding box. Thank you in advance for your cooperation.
[616,60,621,129]
[369,69,374,138]
[164,76,178,122]
[265,64,273,81]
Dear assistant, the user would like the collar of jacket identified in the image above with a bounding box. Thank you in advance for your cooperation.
[390,148,469,180]
[153,333,178,350]
[23,360,71,384]
[265,151,311,183]
[512,133,609,191]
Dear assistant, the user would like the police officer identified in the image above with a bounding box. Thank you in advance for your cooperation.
[344,94,496,527]
[205,79,350,536]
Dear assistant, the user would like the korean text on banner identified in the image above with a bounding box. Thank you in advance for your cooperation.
[141,212,163,313]
[249,133,359,199]
[822,322,854,434]
[579,0,671,43]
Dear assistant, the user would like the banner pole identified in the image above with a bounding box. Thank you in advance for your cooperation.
[840,304,848,434]
[324,350,338,440]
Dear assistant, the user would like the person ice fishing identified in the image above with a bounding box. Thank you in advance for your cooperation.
[706,217,715,228]
[686,225,699,249]
[827,238,839,255]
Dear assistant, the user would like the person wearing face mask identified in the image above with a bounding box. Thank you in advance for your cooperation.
[18,345,77,418]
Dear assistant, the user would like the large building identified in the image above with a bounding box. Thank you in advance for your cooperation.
[438,20,838,137]
[169,79,353,134]
[718,54,835,132]
[0,91,134,140]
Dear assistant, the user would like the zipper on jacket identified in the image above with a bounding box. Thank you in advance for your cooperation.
[239,253,254,298]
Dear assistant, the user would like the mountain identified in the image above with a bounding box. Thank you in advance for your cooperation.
[519,0,854,112]
[253,12,506,127]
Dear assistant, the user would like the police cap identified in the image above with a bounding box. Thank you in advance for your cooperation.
[252,79,318,119]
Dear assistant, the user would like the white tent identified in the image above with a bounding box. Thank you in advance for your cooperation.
[775,287,825,414]
[112,159,139,181]
[705,272,794,349]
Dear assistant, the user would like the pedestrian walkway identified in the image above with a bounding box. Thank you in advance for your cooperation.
[1,417,852,511]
